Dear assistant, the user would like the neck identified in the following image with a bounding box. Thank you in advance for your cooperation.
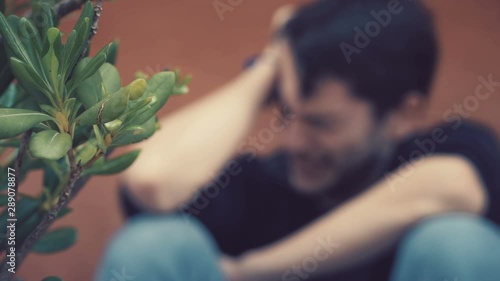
[316,145,396,210]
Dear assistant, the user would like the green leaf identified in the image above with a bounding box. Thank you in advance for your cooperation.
[173,84,189,95]
[17,211,45,246]
[40,104,58,116]
[29,130,72,160]
[73,58,104,108]
[0,108,53,139]
[41,277,63,281]
[73,1,94,36]
[0,193,8,206]
[0,43,14,96]
[111,116,157,147]
[124,72,175,127]
[60,2,93,79]
[0,0,5,14]
[63,98,76,117]
[104,119,123,134]
[99,63,121,95]
[93,125,107,153]
[0,139,20,147]
[75,140,98,166]
[127,78,147,101]
[0,196,41,251]
[57,207,72,219]
[19,18,43,72]
[43,164,60,192]
[32,227,77,254]
[9,76,52,109]
[0,83,17,107]
[42,28,61,90]
[67,53,106,93]
[0,12,34,70]
[31,2,56,42]
[9,57,50,95]
[17,156,44,185]
[83,149,141,176]
[173,73,192,95]
[106,39,119,65]
[95,42,112,58]
[77,86,130,126]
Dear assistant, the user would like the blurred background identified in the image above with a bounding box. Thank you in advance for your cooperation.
[18,0,500,280]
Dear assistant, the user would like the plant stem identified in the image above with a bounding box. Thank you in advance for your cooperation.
[0,131,31,279]
[13,130,32,199]
[0,151,87,280]
[80,0,103,60]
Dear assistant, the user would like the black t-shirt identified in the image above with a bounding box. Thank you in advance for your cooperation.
[121,121,500,281]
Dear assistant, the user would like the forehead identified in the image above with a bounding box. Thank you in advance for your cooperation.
[278,44,372,116]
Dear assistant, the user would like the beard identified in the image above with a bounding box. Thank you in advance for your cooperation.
[287,147,393,209]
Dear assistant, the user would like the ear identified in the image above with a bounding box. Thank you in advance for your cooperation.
[384,91,429,140]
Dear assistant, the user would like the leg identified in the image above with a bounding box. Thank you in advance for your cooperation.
[94,214,226,281]
[391,213,500,281]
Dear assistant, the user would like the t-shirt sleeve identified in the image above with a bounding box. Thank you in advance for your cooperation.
[430,122,500,224]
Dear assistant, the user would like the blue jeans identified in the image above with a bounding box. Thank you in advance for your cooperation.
[94,213,500,281]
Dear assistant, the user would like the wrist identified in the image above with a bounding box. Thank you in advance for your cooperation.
[236,57,278,107]
[236,251,275,281]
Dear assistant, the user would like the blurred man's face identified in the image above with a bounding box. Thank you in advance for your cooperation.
[278,44,394,194]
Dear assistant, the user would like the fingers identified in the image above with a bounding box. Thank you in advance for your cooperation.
[270,4,297,35]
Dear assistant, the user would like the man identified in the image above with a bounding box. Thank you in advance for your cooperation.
[95,0,500,280]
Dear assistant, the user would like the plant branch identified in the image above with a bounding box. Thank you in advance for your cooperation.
[80,0,103,60]
[0,131,30,280]
[13,130,32,198]
[0,154,86,280]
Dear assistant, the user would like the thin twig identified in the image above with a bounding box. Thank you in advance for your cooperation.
[0,168,88,281]
[2,129,31,262]
[1,130,31,273]
[80,0,103,60]
[13,130,32,198]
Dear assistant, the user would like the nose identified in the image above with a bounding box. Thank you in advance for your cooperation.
[284,119,309,152]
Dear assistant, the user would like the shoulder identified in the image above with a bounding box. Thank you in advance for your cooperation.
[395,121,499,166]
[393,121,500,222]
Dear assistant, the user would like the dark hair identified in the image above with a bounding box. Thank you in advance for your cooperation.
[283,0,438,116]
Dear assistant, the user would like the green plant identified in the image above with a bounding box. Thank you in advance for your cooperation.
[0,1,190,280]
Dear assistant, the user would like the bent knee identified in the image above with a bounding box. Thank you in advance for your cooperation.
[104,214,217,262]
[397,213,500,270]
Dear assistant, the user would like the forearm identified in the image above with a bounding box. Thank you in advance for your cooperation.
[237,190,423,280]
[121,56,277,212]
[234,156,486,281]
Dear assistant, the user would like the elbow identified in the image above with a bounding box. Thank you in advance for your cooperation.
[118,170,188,213]
[444,157,488,215]
[118,171,168,213]
[422,156,488,217]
